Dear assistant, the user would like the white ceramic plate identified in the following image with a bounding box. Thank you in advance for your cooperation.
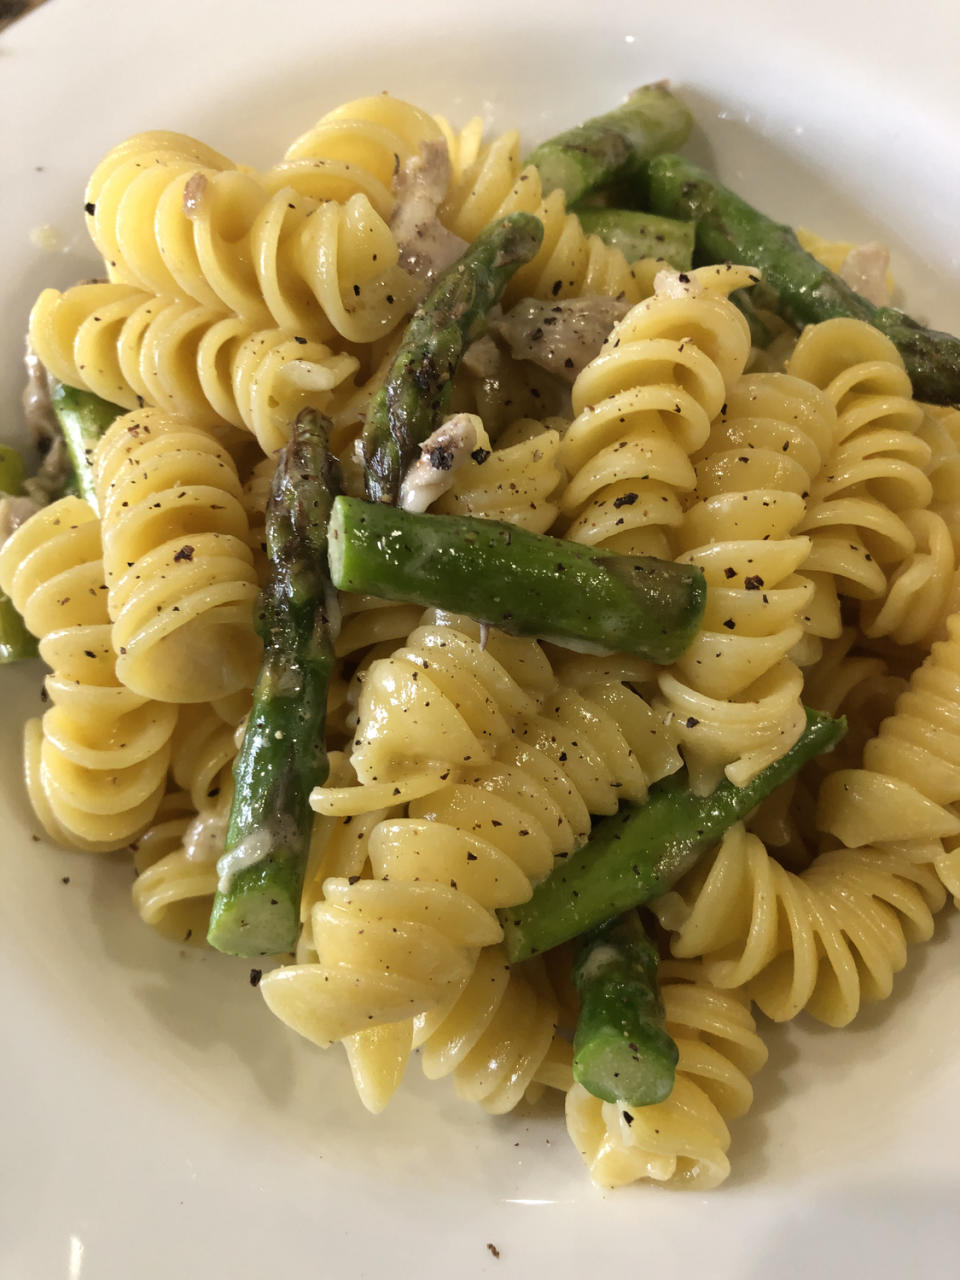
[2,2,959,1276]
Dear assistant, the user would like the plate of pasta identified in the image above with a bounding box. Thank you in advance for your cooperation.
[2,1,959,1277]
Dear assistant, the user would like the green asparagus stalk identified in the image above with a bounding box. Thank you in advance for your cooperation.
[576,208,694,271]
[362,213,544,505]
[327,495,706,664]
[572,910,678,1107]
[50,381,125,504]
[502,708,845,962]
[0,593,38,663]
[526,83,694,207]
[638,153,960,405]
[207,409,340,957]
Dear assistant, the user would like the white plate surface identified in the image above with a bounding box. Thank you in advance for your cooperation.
[1,2,959,1276]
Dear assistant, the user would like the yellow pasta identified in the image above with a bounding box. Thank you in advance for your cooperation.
[652,823,944,1026]
[85,124,422,345]
[0,497,177,850]
[29,282,359,454]
[93,408,262,702]
[656,372,831,790]
[559,265,753,561]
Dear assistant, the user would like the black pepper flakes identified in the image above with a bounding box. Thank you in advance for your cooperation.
[249,968,263,987]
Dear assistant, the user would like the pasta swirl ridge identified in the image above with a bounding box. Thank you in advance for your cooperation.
[93,408,261,703]
[0,497,176,850]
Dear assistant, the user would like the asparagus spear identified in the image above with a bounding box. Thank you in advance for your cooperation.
[502,708,845,962]
[526,83,693,207]
[327,495,706,664]
[576,208,694,272]
[207,409,340,957]
[573,910,678,1106]
[638,153,960,405]
[50,381,125,504]
[361,213,544,505]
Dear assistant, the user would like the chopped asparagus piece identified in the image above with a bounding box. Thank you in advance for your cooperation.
[526,83,693,206]
[327,496,706,663]
[573,910,678,1106]
[207,409,340,957]
[501,709,845,962]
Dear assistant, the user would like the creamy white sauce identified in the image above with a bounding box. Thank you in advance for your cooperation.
[653,265,703,299]
[215,829,275,893]
[399,413,489,512]
[577,942,620,981]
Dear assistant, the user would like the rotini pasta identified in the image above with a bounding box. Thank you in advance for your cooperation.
[558,264,754,561]
[439,127,652,307]
[786,317,933,609]
[0,497,176,850]
[93,407,262,702]
[656,372,833,790]
[818,613,960,883]
[431,416,566,533]
[85,124,422,344]
[28,282,359,453]
[652,823,945,1026]
[131,700,244,939]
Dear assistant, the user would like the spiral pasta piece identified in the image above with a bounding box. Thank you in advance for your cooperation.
[279,94,445,191]
[800,627,908,774]
[28,282,359,454]
[439,127,650,307]
[787,318,932,609]
[565,961,768,1190]
[653,824,945,1027]
[85,127,421,345]
[558,266,754,561]
[93,408,261,703]
[657,371,836,789]
[0,497,177,851]
[818,614,960,879]
[343,947,560,1115]
[921,405,960,551]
